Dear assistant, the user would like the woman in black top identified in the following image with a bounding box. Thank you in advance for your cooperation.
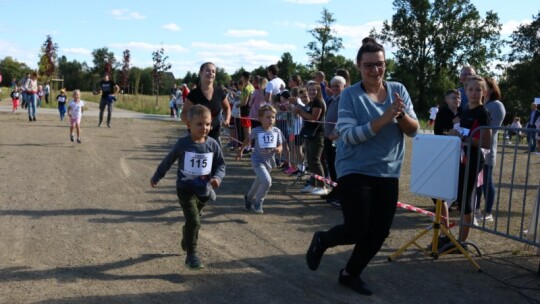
[182,62,231,142]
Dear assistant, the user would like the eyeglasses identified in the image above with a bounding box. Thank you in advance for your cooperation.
[363,61,385,71]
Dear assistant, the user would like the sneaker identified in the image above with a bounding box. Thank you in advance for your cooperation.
[426,235,450,252]
[77,138,82,144]
[98,123,102,127]
[484,213,493,222]
[283,166,296,174]
[32,116,36,121]
[310,187,328,196]
[338,269,373,296]
[301,184,314,193]
[438,239,468,254]
[185,254,204,270]
[107,124,111,128]
[288,169,300,175]
[473,216,479,226]
[474,209,482,218]
[29,116,32,121]
[252,205,264,214]
[70,135,74,142]
[306,231,326,270]
[244,195,251,211]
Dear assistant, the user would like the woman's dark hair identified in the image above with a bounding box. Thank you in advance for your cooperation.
[335,68,350,86]
[356,38,385,63]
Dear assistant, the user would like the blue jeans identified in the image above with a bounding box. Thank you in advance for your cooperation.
[26,93,37,118]
[475,164,496,214]
[527,128,537,152]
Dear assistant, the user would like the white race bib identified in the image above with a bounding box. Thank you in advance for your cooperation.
[183,152,213,176]
[258,131,277,149]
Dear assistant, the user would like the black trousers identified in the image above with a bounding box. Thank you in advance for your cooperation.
[321,173,398,277]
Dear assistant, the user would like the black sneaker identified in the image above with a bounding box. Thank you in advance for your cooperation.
[438,239,468,254]
[306,231,326,270]
[77,138,82,144]
[338,269,373,296]
[70,135,74,142]
[33,117,36,121]
[244,195,251,211]
[185,254,204,270]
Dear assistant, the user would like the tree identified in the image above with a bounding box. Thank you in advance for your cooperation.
[0,57,32,87]
[506,12,540,62]
[120,49,131,93]
[151,47,172,106]
[38,35,58,81]
[305,8,343,73]
[277,52,297,81]
[499,12,540,119]
[57,56,89,90]
[374,0,503,115]
[91,47,116,77]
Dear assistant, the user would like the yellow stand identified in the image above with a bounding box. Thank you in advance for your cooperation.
[388,199,482,272]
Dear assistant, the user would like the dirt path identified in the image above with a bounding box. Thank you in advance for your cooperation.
[0,102,538,303]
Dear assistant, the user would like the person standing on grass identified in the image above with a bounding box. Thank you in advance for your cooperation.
[67,90,85,144]
[236,105,284,214]
[151,104,226,270]
[93,73,119,128]
[182,62,231,143]
[306,39,419,296]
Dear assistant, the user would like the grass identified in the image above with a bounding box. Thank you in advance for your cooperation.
[5,87,172,115]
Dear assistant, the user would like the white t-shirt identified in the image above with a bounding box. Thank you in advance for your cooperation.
[429,107,439,120]
[265,77,286,97]
[68,100,85,118]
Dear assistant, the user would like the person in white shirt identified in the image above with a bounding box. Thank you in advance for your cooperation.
[67,90,85,143]
[427,104,439,132]
[264,64,286,104]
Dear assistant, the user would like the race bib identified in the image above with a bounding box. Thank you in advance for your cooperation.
[183,152,213,176]
[258,131,277,149]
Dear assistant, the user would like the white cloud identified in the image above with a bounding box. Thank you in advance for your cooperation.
[284,0,331,4]
[225,29,268,37]
[62,48,92,56]
[501,18,531,36]
[162,23,181,32]
[0,40,38,68]
[192,39,296,52]
[109,42,188,53]
[110,9,146,20]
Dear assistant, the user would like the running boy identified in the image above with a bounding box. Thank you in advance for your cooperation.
[150,104,226,269]
[67,90,84,143]
[236,105,284,213]
[56,88,67,121]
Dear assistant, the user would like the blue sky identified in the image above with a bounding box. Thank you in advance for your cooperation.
[0,0,536,78]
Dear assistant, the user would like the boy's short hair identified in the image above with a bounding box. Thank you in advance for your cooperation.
[258,104,277,118]
[445,89,460,97]
[188,104,211,121]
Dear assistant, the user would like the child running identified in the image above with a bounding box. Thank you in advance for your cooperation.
[10,88,20,113]
[150,104,226,270]
[236,104,284,214]
[56,88,67,121]
[67,90,84,144]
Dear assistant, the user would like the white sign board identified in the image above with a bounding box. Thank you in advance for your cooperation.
[410,135,461,202]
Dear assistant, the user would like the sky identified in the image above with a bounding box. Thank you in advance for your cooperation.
[0,0,536,79]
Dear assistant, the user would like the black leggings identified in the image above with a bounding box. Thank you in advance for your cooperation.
[321,173,398,277]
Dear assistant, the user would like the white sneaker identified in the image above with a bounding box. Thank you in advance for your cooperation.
[474,209,482,218]
[473,217,479,226]
[484,213,493,222]
[310,187,328,196]
[301,185,314,193]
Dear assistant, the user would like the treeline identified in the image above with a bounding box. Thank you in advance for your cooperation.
[0,2,538,122]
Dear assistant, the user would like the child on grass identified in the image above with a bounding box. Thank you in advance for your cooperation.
[236,105,284,214]
[67,90,84,144]
[150,104,226,269]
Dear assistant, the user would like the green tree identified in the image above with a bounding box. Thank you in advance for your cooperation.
[375,0,503,115]
[57,56,89,90]
[499,12,540,119]
[305,8,343,73]
[119,49,131,92]
[91,47,117,77]
[215,67,231,88]
[151,47,172,105]
[38,35,58,81]
[0,57,32,87]
[277,52,297,81]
